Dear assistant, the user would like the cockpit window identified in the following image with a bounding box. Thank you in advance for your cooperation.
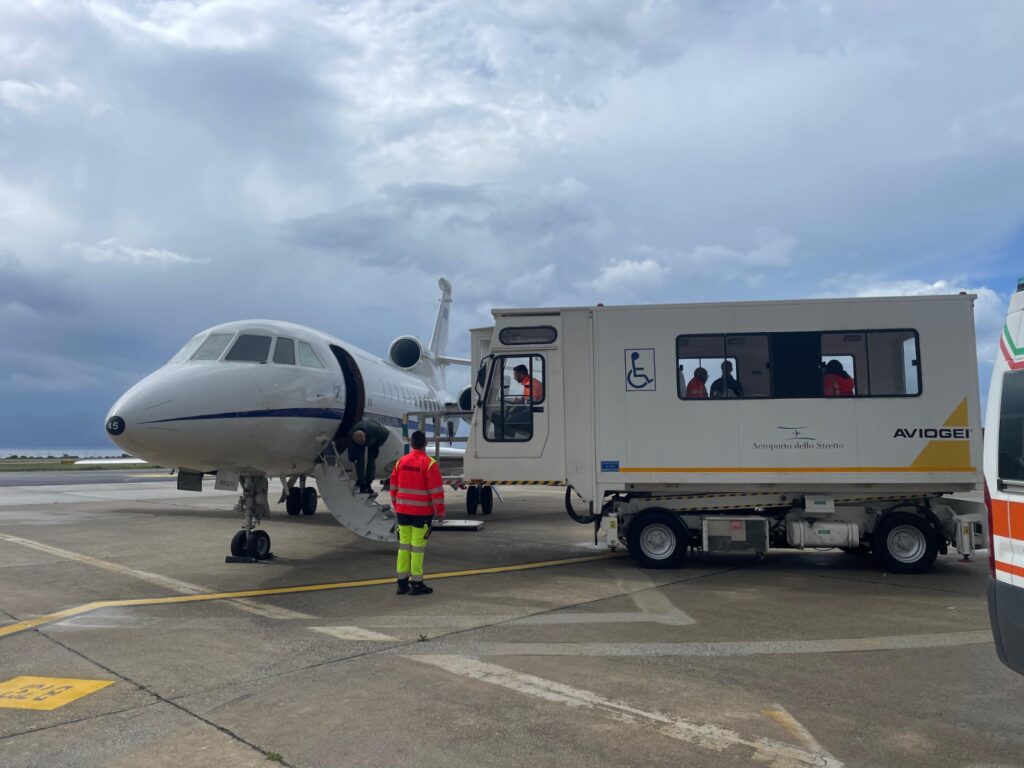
[191,333,234,361]
[297,341,325,369]
[169,334,205,363]
[273,337,296,365]
[225,334,272,363]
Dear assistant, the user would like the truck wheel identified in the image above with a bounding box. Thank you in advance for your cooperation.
[628,510,687,569]
[873,512,938,574]
[466,486,480,515]
[480,485,494,515]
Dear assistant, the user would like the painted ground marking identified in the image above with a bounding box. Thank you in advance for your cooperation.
[0,553,621,639]
[0,676,114,711]
[409,655,842,767]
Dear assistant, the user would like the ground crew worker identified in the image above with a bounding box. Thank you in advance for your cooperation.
[513,364,543,402]
[347,419,391,495]
[686,366,709,398]
[823,359,856,397]
[390,430,445,595]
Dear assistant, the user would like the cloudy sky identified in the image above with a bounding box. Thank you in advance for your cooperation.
[1,0,1022,449]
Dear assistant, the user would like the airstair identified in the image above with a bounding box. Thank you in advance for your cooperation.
[313,446,397,542]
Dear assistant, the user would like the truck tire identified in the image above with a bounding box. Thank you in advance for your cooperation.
[466,485,480,515]
[873,511,938,574]
[627,510,687,569]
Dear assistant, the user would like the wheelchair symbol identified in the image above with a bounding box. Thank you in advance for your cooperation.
[625,349,655,390]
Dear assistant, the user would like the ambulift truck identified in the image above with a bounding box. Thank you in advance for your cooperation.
[985,276,1024,674]
[450,293,987,574]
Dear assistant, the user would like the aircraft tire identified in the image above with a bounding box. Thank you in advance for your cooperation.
[627,510,687,569]
[286,488,301,516]
[247,530,272,560]
[466,485,480,515]
[301,487,318,515]
[230,530,247,557]
[873,512,938,574]
[481,485,494,515]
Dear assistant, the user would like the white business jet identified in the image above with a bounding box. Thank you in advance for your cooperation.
[104,278,471,560]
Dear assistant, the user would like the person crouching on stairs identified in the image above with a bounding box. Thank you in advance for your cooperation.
[390,430,446,596]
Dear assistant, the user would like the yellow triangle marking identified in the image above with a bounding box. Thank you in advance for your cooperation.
[943,398,969,428]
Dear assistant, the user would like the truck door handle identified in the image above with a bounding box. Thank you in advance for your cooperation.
[531,406,544,413]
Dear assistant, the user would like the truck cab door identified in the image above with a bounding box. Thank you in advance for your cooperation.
[474,352,554,461]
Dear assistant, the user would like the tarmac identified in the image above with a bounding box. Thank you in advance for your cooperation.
[1,471,1022,768]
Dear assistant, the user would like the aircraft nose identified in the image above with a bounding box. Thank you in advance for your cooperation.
[105,415,127,437]
[104,370,180,457]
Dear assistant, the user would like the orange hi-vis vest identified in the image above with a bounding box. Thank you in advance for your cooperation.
[522,377,543,402]
[389,449,445,518]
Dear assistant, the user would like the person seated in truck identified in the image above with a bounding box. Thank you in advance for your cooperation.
[823,359,856,397]
[513,364,543,403]
[685,366,709,398]
[710,360,743,398]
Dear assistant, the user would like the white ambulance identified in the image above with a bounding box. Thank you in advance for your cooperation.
[463,293,987,573]
[985,277,1024,674]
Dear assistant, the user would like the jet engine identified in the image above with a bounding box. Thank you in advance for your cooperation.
[457,385,473,411]
[388,336,425,369]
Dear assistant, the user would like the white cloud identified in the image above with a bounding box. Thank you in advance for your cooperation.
[584,258,669,293]
[87,0,276,51]
[0,78,79,114]
[64,239,205,266]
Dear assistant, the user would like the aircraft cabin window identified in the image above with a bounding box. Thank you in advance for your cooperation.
[191,333,234,361]
[483,354,544,442]
[170,333,205,363]
[998,370,1024,482]
[297,341,326,369]
[273,337,296,365]
[225,334,272,363]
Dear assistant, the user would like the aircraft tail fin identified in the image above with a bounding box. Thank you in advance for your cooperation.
[429,278,452,361]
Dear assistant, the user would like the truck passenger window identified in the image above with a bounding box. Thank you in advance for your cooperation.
[999,370,1024,482]
[867,330,920,396]
[676,334,768,399]
[273,337,296,365]
[225,335,272,362]
[483,355,544,442]
[191,333,234,361]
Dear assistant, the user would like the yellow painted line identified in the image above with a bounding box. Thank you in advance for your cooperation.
[0,676,114,711]
[0,553,622,641]
[616,466,977,473]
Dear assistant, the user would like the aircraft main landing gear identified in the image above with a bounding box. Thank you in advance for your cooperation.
[227,476,273,562]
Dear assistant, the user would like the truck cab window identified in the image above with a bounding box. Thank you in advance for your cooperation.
[999,370,1024,482]
[483,355,544,441]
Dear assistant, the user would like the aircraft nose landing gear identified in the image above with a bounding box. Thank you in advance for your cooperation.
[227,476,273,563]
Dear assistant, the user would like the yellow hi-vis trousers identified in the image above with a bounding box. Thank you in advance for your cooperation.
[396,519,430,582]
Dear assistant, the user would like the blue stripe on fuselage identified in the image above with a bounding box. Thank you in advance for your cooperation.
[139,408,346,424]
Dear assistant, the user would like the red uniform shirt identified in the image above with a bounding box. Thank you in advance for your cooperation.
[389,449,445,517]
[823,373,856,397]
[686,377,708,398]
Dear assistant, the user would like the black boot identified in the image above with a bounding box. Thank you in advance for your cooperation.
[409,581,433,596]
[396,578,410,595]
